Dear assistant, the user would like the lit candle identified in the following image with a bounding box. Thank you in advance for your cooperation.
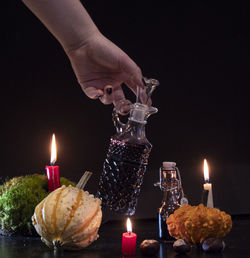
[121,218,137,256]
[46,134,60,192]
[203,159,214,208]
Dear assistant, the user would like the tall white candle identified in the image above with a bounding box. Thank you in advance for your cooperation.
[203,159,214,208]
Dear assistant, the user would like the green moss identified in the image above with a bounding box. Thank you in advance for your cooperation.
[0,177,23,196]
[0,174,75,233]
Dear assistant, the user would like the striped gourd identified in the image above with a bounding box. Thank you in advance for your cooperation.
[32,185,102,250]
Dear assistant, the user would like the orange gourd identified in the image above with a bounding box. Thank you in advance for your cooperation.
[167,204,232,244]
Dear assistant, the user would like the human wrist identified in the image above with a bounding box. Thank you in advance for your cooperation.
[63,28,101,54]
[22,0,100,54]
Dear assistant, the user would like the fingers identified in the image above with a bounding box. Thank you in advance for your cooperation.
[111,85,126,107]
[80,82,126,106]
[120,52,144,89]
[83,87,104,99]
[98,85,127,106]
[114,99,131,115]
[133,72,144,88]
[128,70,144,91]
[82,80,151,107]
[124,78,137,96]
[125,78,149,105]
[98,85,113,105]
[120,54,150,104]
[112,86,131,115]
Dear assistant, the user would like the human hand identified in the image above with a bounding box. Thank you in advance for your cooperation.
[66,32,144,106]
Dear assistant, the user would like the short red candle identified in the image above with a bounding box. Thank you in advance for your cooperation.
[46,134,60,192]
[46,165,60,192]
[122,218,137,256]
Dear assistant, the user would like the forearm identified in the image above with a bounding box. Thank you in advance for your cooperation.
[22,0,99,52]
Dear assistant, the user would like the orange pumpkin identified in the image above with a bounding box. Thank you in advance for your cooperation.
[167,204,232,244]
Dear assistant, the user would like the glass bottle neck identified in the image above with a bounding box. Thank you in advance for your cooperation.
[126,119,146,139]
[162,188,179,203]
[161,170,180,205]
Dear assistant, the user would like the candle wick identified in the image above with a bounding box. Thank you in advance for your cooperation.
[204,179,209,183]
[50,162,54,166]
[128,231,132,235]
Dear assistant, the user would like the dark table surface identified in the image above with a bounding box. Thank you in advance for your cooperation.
[0,215,249,258]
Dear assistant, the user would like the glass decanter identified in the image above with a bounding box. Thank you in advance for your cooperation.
[96,78,159,216]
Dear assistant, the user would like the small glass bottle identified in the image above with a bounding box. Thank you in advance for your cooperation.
[155,162,182,242]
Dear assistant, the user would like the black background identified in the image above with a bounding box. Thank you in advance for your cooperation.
[1,0,250,218]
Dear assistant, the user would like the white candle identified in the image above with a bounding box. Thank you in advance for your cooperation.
[203,159,214,208]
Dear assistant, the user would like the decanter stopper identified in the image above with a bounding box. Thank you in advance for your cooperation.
[137,77,159,104]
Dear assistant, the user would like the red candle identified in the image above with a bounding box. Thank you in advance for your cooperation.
[122,218,137,256]
[46,134,60,192]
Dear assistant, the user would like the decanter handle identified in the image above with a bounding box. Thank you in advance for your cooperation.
[112,110,126,133]
[112,99,132,133]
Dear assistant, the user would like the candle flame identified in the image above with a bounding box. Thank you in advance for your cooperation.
[126,218,132,233]
[203,159,209,182]
[50,134,57,165]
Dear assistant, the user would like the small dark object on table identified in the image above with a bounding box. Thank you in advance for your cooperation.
[202,238,225,253]
[173,239,191,254]
[140,239,160,256]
